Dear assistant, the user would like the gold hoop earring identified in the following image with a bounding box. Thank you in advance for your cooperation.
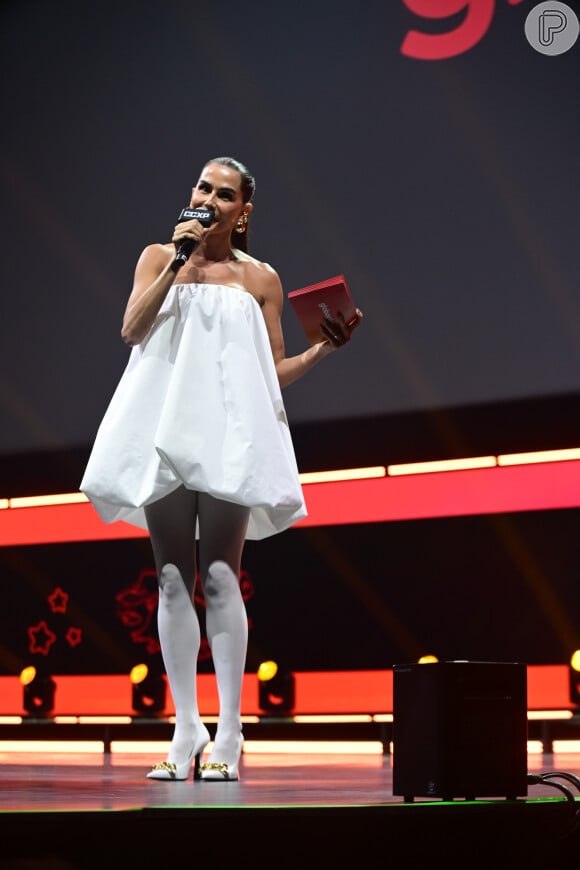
[235,213,248,234]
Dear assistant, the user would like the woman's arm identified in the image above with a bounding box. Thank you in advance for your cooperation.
[258,264,363,389]
[120,244,177,346]
[121,213,210,346]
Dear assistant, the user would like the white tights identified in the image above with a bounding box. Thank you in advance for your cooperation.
[145,488,250,765]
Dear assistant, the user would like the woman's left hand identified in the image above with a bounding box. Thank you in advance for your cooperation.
[320,308,363,350]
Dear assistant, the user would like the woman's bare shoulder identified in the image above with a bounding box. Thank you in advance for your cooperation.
[238,251,282,292]
[136,242,174,269]
[141,241,174,258]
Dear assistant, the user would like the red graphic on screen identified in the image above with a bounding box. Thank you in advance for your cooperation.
[115,568,255,661]
[401,0,527,60]
[26,587,74,658]
[48,587,69,613]
[115,569,160,654]
[65,626,82,647]
[28,620,57,656]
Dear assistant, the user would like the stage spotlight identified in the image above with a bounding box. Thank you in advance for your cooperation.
[20,666,56,716]
[257,660,295,716]
[569,650,580,705]
[130,663,167,715]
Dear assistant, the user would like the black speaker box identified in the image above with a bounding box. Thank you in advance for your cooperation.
[392,661,528,801]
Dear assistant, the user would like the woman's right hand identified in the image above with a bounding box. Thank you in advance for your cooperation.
[172,217,208,251]
[319,308,364,351]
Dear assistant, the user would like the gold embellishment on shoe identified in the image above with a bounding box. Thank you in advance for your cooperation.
[200,761,230,778]
[149,761,177,778]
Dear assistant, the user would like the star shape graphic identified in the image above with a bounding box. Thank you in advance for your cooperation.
[65,627,82,647]
[48,587,69,613]
[28,620,57,656]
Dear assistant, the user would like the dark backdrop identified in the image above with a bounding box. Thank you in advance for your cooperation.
[1,0,579,456]
[3,508,580,676]
[1,1,579,677]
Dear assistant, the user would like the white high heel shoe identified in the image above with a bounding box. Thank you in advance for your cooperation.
[199,732,243,781]
[147,723,211,781]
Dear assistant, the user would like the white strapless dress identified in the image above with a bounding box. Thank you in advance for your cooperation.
[80,283,307,540]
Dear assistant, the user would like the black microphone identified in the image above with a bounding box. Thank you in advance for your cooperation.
[174,206,215,267]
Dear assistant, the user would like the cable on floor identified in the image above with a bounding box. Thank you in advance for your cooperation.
[527,770,580,839]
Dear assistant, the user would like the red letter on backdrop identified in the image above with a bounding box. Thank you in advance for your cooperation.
[401,0,496,60]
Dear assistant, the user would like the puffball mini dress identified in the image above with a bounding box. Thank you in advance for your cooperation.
[80,283,307,540]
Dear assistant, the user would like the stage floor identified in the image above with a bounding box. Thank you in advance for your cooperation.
[1,748,580,868]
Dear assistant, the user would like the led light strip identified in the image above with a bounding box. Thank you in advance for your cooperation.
[3,447,580,510]
[2,448,579,508]
[498,448,580,466]
[3,450,580,546]
[299,466,386,484]
[387,456,496,476]
[2,739,579,756]
[5,492,89,509]
[1,711,569,727]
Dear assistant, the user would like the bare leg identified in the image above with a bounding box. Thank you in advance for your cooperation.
[198,493,250,779]
[145,487,209,777]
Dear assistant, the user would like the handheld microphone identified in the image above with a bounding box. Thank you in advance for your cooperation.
[174,206,215,267]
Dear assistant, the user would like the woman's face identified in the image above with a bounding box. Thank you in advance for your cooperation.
[190,162,247,235]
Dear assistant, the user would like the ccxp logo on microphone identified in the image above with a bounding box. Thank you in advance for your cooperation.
[525,1,579,55]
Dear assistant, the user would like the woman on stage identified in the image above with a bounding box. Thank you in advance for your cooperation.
[81,156,362,781]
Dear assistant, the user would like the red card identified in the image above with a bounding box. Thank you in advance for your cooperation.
[288,275,357,345]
